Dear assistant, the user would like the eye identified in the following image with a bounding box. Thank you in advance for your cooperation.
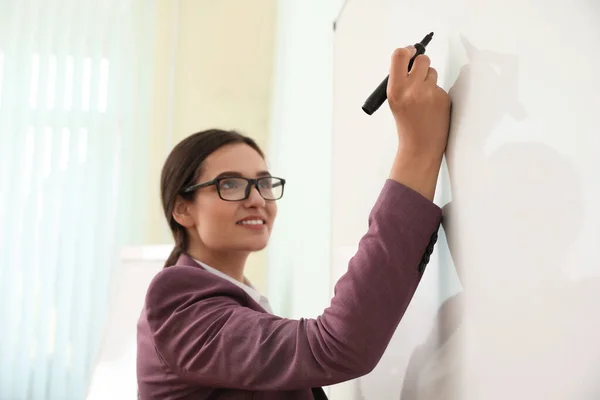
[258,178,274,189]
[219,178,245,190]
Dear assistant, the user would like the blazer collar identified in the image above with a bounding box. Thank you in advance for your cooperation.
[174,253,253,286]
[174,253,270,313]
[175,253,201,268]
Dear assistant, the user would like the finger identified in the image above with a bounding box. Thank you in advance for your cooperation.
[409,54,431,81]
[389,46,417,83]
[425,67,438,85]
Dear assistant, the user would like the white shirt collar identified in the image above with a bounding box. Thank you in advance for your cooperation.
[192,258,273,313]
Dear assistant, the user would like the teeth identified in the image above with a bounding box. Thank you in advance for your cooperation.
[239,220,264,225]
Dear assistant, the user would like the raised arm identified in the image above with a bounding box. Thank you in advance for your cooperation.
[145,178,441,391]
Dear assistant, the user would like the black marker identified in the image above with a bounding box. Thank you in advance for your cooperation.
[362,32,434,115]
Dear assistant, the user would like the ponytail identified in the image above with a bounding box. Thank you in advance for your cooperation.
[163,229,188,269]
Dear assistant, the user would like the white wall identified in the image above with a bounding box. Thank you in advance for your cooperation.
[265,0,344,319]
[332,0,600,399]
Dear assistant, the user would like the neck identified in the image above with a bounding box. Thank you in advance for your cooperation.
[187,247,249,283]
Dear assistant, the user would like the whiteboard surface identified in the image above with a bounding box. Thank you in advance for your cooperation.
[332,0,600,398]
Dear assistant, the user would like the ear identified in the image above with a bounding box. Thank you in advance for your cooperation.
[172,195,196,228]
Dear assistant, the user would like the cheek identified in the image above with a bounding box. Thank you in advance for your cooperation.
[195,198,237,244]
[267,203,278,221]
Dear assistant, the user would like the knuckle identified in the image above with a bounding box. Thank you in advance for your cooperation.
[391,47,411,61]
[437,86,450,98]
[435,89,451,106]
[386,87,404,104]
[388,84,409,105]
[416,54,431,65]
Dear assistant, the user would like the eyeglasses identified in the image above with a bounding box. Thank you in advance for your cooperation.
[182,176,286,201]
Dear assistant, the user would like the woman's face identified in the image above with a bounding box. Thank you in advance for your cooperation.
[184,143,278,254]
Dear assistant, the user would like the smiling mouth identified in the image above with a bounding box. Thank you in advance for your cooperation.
[237,219,265,225]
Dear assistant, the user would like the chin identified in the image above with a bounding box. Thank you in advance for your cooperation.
[222,236,270,253]
[245,245,267,253]
[244,239,269,252]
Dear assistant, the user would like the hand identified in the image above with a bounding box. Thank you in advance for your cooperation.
[386,46,452,200]
[387,46,451,163]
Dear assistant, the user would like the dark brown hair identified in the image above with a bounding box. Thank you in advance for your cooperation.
[160,129,264,268]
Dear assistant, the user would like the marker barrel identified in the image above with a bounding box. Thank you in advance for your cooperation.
[362,33,432,115]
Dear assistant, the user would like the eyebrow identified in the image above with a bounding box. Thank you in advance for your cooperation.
[214,170,272,179]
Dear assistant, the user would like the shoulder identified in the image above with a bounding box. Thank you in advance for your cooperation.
[144,266,249,325]
[146,265,209,296]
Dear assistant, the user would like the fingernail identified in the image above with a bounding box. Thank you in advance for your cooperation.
[408,45,417,56]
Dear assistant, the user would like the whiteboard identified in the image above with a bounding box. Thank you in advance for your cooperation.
[331,0,600,398]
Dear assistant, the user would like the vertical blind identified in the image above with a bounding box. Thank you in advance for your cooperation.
[0,0,155,399]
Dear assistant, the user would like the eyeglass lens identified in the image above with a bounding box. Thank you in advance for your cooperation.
[218,177,283,200]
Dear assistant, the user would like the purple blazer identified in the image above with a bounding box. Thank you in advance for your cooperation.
[137,179,442,399]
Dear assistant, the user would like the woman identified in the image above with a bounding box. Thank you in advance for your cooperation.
[137,45,451,399]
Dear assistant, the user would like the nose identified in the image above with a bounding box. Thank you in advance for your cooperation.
[244,184,266,208]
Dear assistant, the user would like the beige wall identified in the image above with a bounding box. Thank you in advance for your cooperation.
[145,0,278,292]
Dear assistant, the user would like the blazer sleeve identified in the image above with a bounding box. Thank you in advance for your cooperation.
[145,179,442,391]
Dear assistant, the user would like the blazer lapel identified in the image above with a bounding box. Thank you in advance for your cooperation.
[174,253,270,314]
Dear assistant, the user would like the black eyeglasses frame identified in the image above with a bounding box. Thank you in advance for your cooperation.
[181,176,286,201]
